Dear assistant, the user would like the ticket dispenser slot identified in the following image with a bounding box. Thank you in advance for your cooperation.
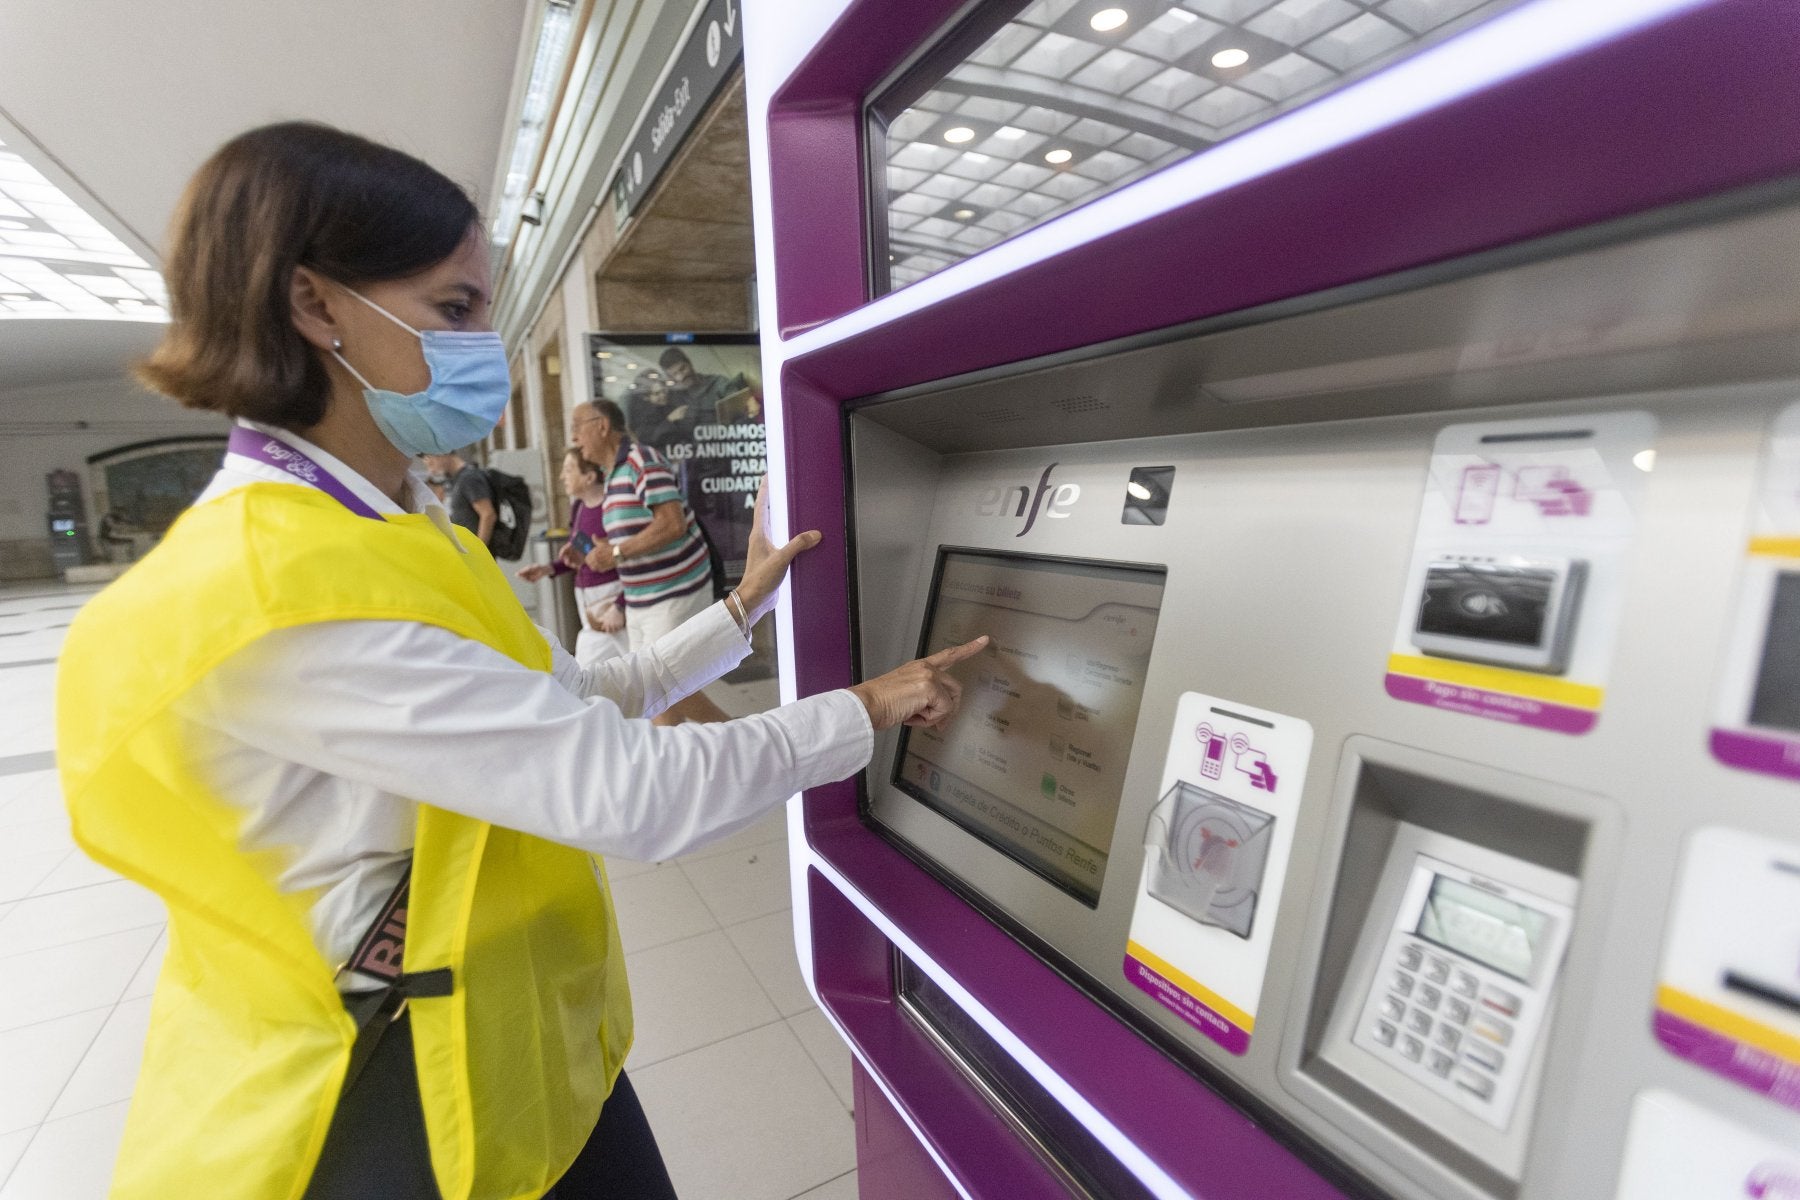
[1294,738,1607,1200]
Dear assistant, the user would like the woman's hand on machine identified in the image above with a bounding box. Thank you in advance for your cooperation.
[735,478,822,621]
[850,637,990,732]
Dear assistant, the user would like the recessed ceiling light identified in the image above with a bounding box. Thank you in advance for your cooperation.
[595,350,612,358]
[953,208,976,219]
[1090,7,1129,31]
[1044,148,1074,165]
[1211,47,1250,68]
[604,375,618,383]
[1127,480,1153,500]
[944,126,976,144]
[963,152,991,163]
[1633,449,1657,473]
[626,362,638,369]
[0,136,167,322]
[995,126,1026,140]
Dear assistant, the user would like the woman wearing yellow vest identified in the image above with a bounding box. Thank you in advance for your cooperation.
[55,123,984,1200]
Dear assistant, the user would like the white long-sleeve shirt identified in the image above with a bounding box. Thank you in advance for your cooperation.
[172,423,872,984]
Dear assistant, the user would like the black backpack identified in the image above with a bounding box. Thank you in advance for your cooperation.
[483,468,533,560]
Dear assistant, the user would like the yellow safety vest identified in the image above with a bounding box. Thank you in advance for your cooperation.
[56,482,633,1200]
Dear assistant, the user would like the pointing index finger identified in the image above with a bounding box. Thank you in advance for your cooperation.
[925,635,990,669]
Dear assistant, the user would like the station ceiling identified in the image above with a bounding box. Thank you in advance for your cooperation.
[0,0,531,393]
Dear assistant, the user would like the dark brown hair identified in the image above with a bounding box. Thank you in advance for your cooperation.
[563,446,603,482]
[137,122,479,429]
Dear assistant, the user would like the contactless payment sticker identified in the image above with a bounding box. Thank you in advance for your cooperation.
[1712,402,1800,782]
[1385,412,1655,734]
[1123,694,1311,1055]
[1615,1090,1800,1199]
[1652,827,1800,1112]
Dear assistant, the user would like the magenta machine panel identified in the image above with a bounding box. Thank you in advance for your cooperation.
[742,2,1800,1198]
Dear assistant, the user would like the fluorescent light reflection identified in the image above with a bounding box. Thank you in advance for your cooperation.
[0,135,167,322]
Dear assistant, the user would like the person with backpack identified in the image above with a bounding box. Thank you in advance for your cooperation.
[422,448,495,547]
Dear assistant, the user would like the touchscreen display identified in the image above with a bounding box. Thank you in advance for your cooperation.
[893,549,1165,905]
[1416,874,1551,983]
[1749,571,1800,734]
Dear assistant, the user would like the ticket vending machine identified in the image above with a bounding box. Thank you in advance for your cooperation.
[742,2,1800,1197]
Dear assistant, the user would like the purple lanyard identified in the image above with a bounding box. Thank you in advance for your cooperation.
[227,425,386,521]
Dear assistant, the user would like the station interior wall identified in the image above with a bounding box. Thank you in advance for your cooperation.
[0,377,224,579]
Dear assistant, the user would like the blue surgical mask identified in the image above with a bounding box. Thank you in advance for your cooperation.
[331,289,510,457]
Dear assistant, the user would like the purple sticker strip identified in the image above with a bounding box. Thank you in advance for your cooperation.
[1123,955,1252,1057]
[228,425,385,521]
[1653,1007,1800,1114]
[1384,673,1598,735]
[1710,727,1800,783]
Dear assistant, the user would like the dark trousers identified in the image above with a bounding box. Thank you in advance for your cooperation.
[304,1011,678,1199]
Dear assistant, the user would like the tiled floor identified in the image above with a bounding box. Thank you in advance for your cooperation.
[0,581,855,1199]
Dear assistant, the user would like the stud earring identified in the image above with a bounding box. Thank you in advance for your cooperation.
[330,338,343,352]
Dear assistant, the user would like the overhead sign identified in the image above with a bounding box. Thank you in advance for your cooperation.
[586,332,763,580]
[610,0,742,228]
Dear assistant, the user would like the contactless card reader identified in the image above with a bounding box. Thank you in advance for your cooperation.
[1321,826,1577,1177]
[1412,555,1587,674]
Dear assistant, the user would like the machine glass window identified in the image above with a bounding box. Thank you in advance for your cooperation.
[868,0,1528,294]
[1415,873,1550,983]
[893,548,1166,906]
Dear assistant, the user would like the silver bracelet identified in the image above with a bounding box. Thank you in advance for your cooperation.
[726,589,752,642]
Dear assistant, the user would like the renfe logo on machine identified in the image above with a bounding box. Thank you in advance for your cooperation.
[976,464,1081,537]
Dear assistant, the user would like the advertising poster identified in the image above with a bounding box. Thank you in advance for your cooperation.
[587,332,765,580]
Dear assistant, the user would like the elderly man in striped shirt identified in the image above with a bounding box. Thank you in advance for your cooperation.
[572,399,733,725]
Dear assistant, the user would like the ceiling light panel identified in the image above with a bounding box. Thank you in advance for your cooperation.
[0,137,166,322]
[876,0,1524,291]
[491,0,576,248]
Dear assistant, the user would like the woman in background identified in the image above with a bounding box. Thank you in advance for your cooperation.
[519,447,629,667]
